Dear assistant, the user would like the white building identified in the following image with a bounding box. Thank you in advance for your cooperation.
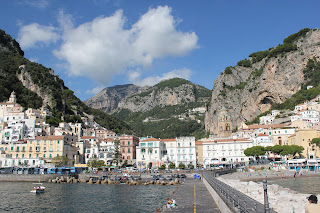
[255,133,273,147]
[202,138,253,168]
[136,138,165,170]
[162,137,196,168]
[259,115,274,125]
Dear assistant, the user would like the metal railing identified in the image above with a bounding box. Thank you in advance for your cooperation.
[203,171,276,213]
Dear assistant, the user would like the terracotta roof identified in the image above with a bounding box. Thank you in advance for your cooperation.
[32,136,65,140]
[203,139,252,143]
[81,136,95,139]
[195,141,203,145]
[141,137,160,142]
[246,123,289,130]
[161,139,176,142]
[257,133,268,137]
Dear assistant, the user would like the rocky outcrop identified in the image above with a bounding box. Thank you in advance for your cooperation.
[16,65,53,108]
[116,79,210,113]
[84,84,144,113]
[205,29,320,134]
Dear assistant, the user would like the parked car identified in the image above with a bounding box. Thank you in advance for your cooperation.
[152,175,159,180]
[133,176,141,181]
[159,176,166,181]
[166,176,173,180]
[180,174,187,178]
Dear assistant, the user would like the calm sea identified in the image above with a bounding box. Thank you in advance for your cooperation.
[0,182,174,213]
[267,176,320,195]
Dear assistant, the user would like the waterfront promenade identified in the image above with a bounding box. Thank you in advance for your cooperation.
[162,178,221,213]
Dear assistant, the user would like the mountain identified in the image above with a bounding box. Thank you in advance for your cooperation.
[84,84,146,113]
[110,78,212,138]
[205,28,320,134]
[0,29,132,134]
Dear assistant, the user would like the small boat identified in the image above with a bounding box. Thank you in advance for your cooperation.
[30,183,45,194]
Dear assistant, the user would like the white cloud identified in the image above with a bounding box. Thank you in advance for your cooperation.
[23,0,50,9]
[86,86,105,95]
[54,6,198,85]
[28,57,38,62]
[128,68,192,86]
[18,23,59,49]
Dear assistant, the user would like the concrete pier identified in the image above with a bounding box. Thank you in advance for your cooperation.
[162,178,221,213]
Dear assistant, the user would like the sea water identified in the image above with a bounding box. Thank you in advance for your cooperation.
[267,176,320,195]
[0,182,174,213]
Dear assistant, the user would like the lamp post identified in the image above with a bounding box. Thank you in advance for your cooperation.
[263,179,270,213]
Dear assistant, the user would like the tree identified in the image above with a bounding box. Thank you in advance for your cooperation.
[311,138,320,158]
[158,164,166,170]
[271,145,284,155]
[290,145,304,157]
[244,146,266,160]
[87,157,106,169]
[168,163,176,169]
[188,163,194,169]
[52,156,69,167]
[178,163,186,169]
[112,139,122,166]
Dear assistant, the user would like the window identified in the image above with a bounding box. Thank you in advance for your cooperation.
[122,142,125,145]
[43,154,45,158]
[57,154,59,157]
[122,148,125,153]
[11,147,13,151]
[128,148,131,153]
[16,154,18,158]
[22,147,25,151]
[128,142,130,146]
[155,150,157,154]
[29,154,31,158]
[57,147,59,151]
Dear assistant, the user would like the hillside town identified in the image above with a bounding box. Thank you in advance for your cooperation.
[0,91,320,172]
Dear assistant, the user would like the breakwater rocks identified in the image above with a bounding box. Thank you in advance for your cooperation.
[47,176,182,186]
[218,177,312,213]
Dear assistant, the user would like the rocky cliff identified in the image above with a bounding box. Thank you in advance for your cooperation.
[205,28,320,134]
[84,84,144,113]
[115,78,211,113]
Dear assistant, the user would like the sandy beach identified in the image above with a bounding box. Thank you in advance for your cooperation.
[218,170,320,213]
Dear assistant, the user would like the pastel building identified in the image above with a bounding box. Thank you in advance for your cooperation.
[136,138,165,169]
[119,135,139,164]
[202,138,253,167]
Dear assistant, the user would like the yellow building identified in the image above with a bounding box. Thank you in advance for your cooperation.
[195,141,203,166]
[0,134,79,166]
[288,129,320,158]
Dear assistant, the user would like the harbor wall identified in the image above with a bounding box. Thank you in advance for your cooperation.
[0,174,62,182]
[202,177,233,213]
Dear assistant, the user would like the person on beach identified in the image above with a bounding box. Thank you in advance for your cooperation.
[305,195,320,213]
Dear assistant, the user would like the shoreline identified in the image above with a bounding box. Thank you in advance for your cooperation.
[218,170,320,213]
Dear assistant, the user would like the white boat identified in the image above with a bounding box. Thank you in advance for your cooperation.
[30,183,45,194]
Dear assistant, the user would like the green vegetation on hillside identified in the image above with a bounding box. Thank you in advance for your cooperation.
[249,50,269,63]
[0,29,132,134]
[237,59,252,67]
[224,66,233,74]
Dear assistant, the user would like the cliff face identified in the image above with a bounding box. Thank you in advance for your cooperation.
[205,29,320,134]
[16,65,54,108]
[84,84,144,113]
[117,83,206,112]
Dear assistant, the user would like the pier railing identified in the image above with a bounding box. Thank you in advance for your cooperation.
[203,171,276,213]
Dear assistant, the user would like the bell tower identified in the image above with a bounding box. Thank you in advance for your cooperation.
[217,107,232,138]
[8,91,17,103]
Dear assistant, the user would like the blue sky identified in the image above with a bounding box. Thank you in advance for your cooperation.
[1,0,320,101]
